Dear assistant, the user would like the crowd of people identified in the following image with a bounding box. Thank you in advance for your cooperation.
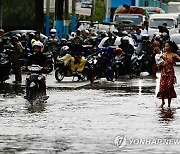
[0,21,180,108]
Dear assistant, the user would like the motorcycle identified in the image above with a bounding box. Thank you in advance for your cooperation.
[113,53,126,79]
[24,64,48,103]
[86,51,112,83]
[55,54,87,82]
[84,55,98,83]
[43,50,54,74]
[0,46,11,83]
[131,49,148,76]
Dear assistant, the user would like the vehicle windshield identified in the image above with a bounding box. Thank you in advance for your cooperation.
[149,19,174,29]
[114,15,143,27]
[171,36,180,44]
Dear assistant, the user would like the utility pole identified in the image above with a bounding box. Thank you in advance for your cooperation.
[160,0,162,8]
[91,0,95,24]
[104,0,110,22]
[64,0,69,38]
[71,0,76,32]
[0,0,2,29]
[55,0,64,39]
[35,0,44,31]
[45,0,50,36]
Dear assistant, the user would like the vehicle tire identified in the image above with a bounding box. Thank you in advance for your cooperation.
[55,68,65,82]
[89,70,95,83]
[28,86,36,104]
[46,62,53,74]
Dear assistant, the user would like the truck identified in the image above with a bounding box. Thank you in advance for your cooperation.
[113,5,148,29]
[148,13,180,38]
[168,2,180,13]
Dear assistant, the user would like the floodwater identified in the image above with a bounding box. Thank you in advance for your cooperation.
[1,70,180,153]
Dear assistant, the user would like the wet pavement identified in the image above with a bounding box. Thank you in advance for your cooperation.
[0,66,180,153]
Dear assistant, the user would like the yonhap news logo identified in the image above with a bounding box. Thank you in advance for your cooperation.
[114,135,180,149]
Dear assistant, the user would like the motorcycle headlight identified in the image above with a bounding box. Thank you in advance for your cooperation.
[30,82,35,87]
[94,59,97,64]
[26,75,30,79]
[88,60,92,64]
[38,76,43,80]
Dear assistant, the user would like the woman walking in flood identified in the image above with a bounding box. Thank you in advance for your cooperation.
[157,41,180,108]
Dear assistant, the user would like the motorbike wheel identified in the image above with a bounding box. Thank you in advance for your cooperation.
[27,86,37,104]
[89,71,95,83]
[55,68,65,82]
[46,62,53,74]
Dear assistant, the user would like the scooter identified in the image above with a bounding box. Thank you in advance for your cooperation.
[24,64,48,104]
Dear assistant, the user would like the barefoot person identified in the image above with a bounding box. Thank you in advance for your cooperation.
[157,41,180,108]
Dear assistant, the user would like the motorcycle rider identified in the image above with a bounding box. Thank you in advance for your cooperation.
[118,36,134,78]
[23,41,49,99]
[46,29,60,64]
[102,32,116,47]
[95,47,116,81]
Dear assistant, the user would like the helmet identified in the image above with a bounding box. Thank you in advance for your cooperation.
[50,29,57,37]
[16,33,21,38]
[122,36,129,41]
[11,35,18,42]
[0,29,4,32]
[71,32,76,37]
[122,30,128,36]
[84,30,89,34]
[50,28,56,33]
[61,46,69,52]
[32,41,43,51]
[61,38,67,43]
[115,48,123,55]
[142,34,149,41]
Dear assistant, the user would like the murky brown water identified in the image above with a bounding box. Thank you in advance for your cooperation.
[1,66,180,153]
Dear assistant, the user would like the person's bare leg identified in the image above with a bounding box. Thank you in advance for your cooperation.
[168,98,171,108]
[159,98,165,108]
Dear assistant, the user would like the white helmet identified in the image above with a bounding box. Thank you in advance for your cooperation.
[50,29,57,37]
[32,41,44,51]
[122,36,129,41]
[50,28,57,33]
[61,46,69,52]
[71,32,76,37]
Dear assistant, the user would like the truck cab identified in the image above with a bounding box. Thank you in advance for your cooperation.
[148,13,180,38]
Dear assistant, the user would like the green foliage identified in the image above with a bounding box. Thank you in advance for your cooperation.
[2,0,35,27]
[94,0,105,22]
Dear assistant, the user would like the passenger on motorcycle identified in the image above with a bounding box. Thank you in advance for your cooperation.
[69,36,86,80]
[23,41,49,99]
[70,54,87,80]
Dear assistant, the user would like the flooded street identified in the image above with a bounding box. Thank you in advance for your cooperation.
[1,67,180,153]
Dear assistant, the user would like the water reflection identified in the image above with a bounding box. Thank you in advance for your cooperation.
[26,101,47,113]
[0,83,24,97]
[158,108,175,123]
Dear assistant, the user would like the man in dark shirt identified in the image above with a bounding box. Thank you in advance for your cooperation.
[24,41,48,99]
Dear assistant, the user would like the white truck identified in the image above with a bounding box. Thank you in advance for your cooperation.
[148,13,180,38]
[168,2,180,13]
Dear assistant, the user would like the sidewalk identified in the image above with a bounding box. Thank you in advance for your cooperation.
[6,71,92,89]
[6,70,161,91]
